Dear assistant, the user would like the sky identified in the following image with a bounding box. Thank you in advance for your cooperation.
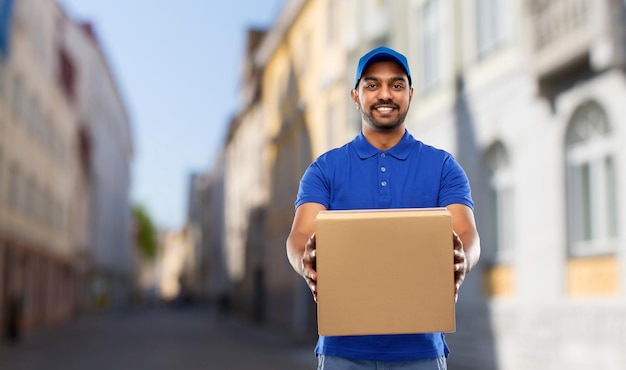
[59,1,285,230]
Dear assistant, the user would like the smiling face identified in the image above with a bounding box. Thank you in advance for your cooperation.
[352,60,413,132]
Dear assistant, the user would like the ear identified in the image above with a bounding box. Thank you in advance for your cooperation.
[350,88,359,107]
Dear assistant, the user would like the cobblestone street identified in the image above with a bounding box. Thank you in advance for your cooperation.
[0,305,317,370]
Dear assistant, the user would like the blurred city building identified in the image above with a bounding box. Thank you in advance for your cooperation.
[222,28,269,321]
[192,0,626,369]
[0,0,134,338]
[201,149,230,309]
[185,172,212,302]
[156,228,196,304]
[59,2,135,312]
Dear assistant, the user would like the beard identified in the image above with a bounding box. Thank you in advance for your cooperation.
[361,101,409,131]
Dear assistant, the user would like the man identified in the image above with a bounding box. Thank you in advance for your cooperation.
[286,46,481,370]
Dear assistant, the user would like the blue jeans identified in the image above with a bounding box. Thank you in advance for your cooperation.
[316,355,447,370]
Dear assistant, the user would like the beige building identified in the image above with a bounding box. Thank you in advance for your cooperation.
[156,228,198,302]
[253,0,350,333]
[198,0,350,331]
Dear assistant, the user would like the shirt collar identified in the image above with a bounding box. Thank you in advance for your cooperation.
[353,129,414,160]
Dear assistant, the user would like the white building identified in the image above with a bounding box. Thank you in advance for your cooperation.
[0,0,88,331]
[61,3,135,310]
[0,0,135,337]
[369,0,626,369]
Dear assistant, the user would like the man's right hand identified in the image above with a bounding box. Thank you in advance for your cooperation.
[302,233,318,302]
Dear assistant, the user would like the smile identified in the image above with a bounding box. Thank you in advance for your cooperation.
[375,106,395,112]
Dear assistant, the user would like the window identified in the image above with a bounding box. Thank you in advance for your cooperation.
[419,0,442,93]
[24,174,33,220]
[476,0,508,58]
[486,142,515,263]
[327,0,336,45]
[327,102,336,149]
[300,32,311,78]
[0,66,4,98]
[12,74,26,123]
[58,49,76,100]
[32,181,41,225]
[31,95,42,144]
[566,101,618,256]
[0,146,3,204]
[42,188,51,229]
[8,163,19,211]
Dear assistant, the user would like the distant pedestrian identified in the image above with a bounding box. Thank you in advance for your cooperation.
[4,293,22,342]
[286,46,481,369]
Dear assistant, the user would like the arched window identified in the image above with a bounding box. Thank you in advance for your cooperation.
[486,141,514,263]
[565,101,618,256]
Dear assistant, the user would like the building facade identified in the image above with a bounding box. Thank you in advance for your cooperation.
[0,0,134,337]
[204,150,229,306]
[198,0,626,368]
[185,172,212,302]
[0,0,86,335]
[254,0,352,335]
[60,5,135,311]
[221,29,270,319]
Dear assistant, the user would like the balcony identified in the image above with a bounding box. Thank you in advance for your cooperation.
[526,0,620,97]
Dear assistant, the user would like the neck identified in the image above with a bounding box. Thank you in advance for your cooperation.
[362,124,405,150]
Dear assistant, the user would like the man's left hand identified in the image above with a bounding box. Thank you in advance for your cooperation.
[453,231,467,303]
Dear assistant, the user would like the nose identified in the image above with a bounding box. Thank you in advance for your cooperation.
[377,85,392,100]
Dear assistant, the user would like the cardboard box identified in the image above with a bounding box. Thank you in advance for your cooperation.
[315,208,455,336]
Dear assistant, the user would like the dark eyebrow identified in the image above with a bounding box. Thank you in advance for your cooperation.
[363,76,381,83]
[363,76,407,83]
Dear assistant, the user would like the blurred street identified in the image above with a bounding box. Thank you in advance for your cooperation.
[0,305,317,370]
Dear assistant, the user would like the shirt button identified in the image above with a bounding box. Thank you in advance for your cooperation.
[381,181,387,187]
[380,167,386,173]
[381,153,386,158]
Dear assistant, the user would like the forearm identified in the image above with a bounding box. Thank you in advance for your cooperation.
[286,202,325,278]
[446,203,481,273]
[459,230,480,272]
[286,232,308,276]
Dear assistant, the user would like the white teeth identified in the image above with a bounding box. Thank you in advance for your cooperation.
[377,107,393,112]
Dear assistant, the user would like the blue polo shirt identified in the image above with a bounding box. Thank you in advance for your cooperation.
[295,130,474,361]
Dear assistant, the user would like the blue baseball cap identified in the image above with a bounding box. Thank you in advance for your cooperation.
[354,46,412,88]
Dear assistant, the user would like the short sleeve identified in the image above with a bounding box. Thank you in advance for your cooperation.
[438,155,474,209]
[295,161,331,209]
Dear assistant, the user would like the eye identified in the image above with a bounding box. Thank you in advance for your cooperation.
[365,83,377,89]
[392,84,405,90]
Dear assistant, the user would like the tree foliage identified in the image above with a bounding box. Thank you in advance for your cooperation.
[133,203,158,259]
